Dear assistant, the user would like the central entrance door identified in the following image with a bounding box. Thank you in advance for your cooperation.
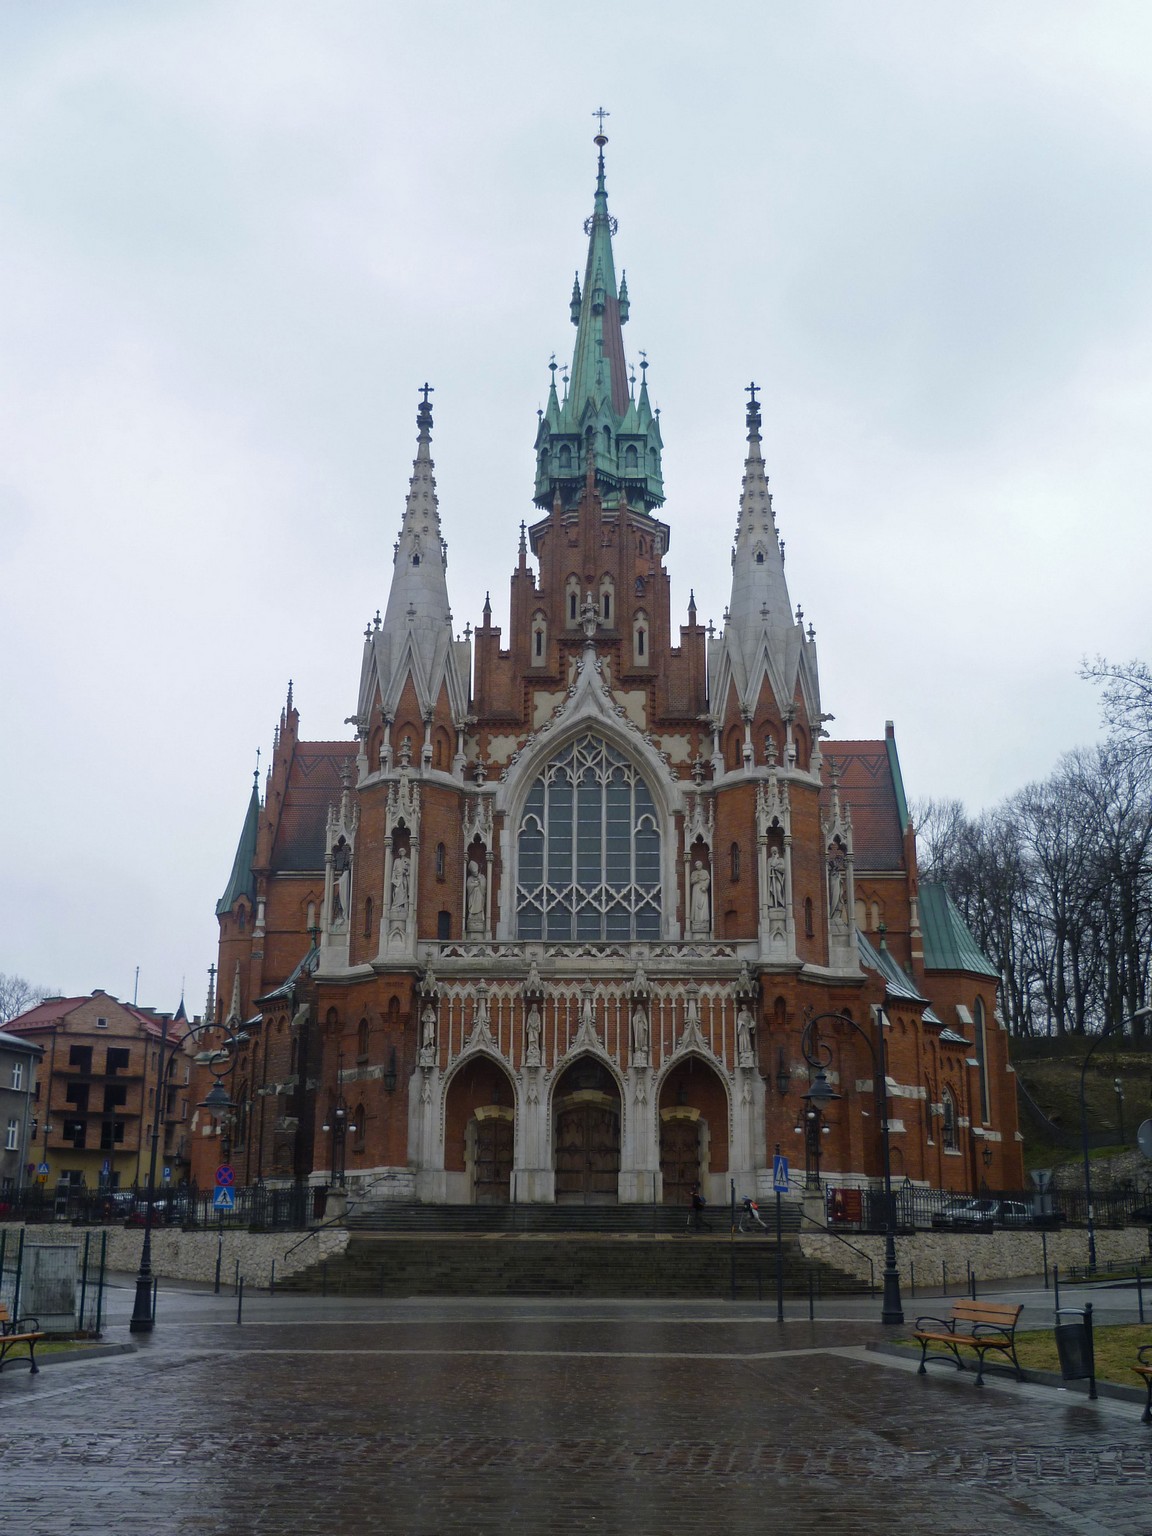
[553,1059,621,1204]
[473,1112,513,1204]
[660,1114,701,1206]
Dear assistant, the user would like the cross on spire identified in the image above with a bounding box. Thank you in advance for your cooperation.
[592,106,610,135]
[419,382,434,404]
[745,382,759,407]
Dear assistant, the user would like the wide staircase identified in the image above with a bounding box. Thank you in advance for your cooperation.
[279,1202,870,1299]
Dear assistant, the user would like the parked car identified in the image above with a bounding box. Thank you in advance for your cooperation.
[931,1198,1031,1230]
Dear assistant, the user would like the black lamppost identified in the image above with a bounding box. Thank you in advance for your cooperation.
[321,1051,356,1189]
[802,1007,903,1325]
[1080,1006,1150,1273]
[129,1015,239,1334]
[797,1087,832,1190]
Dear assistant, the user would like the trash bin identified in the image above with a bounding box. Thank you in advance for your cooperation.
[1055,1321,1092,1380]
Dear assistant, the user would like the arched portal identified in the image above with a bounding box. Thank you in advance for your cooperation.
[552,1057,621,1204]
[444,1057,515,1204]
[658,1057,729,1206]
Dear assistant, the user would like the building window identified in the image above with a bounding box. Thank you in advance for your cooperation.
[730,842,740,882]
[804,897,814,938]
[11,1062,22,1091]
[599,577,614,625]
[96,1016,108,1029]
[437,910,451,940]
[567,576,581,625]
[632,610,649,666]
[531,612,547,665]
[364,895,374,938]
[974,997,990,1123]
[942,1089,958,1151]
[5,1119,17,1152]
[357,1019,369,1059]
[436,842,446,881]
[515,733,661,942]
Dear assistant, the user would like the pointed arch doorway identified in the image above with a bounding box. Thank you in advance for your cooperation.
[552,1058,621,1204]
[444,1057,516,1204]
[659,1056,729,1205]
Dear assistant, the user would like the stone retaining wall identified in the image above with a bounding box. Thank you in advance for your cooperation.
[0,1223,349,1289]
[800,1224,1152,1287]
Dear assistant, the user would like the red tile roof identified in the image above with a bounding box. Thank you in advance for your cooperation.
[271,742,354,873]
[6,996,175,1039]
[821,741,906,872]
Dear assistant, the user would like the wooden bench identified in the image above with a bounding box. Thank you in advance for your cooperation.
[912,1300,1023,1388]
[0,1302,44,1375]
[1133,1345,1152,1424]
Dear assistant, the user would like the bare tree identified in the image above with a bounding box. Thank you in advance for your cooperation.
[0,973,57,1025]
[1082,656,1152,766]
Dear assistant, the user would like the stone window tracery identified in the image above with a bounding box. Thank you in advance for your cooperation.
[515,733,661,942]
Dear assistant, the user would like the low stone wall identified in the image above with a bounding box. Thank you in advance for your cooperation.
[0,1222,348,1289]
[800,1224,1152,1288]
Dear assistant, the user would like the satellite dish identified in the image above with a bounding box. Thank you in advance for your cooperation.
[1137,1119,1152,1160]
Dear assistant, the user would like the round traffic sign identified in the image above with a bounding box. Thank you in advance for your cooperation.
[215,1164,235,1187]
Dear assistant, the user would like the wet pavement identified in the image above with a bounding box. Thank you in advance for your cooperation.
[2,1274,1149,1534]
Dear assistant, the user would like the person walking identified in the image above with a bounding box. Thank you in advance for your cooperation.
[689,1182,711,1232]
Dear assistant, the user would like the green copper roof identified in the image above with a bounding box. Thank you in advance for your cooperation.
[920,882,1000,978]
[885,725,910,833]
[534,138,664,513]
[216,782,259,917]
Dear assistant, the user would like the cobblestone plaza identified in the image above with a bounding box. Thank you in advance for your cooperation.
[1,1277,1149,1534]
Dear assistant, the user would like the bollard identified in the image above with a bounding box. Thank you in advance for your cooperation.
[969,1268,977,1301]
[1053,1263,1060,1315]
[942,1260,947,1298]
[1042,1230,1049,1291]
[95,1232,107,1335]
[214,1229,223,1296]
[234,1258,240,1295]
[1086,1302,1097,1400]
[1137,1267,1145,1326]
[236,1278,244,1326]
[79,1231,91,1332]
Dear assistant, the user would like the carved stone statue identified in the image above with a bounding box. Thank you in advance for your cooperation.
[390,848,411,916]
[828,855,847,923]
[689,859,711,935]
[766,846,786,911]
[421,1003,437,1051]
[525,1002,542,1066]
[736,1006,755,1068]
[331,838,351,926]
[465,858,486,936]
[631,1004,649,1058]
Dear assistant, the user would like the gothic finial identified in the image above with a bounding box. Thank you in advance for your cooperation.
[286,678,294,712]
[416,383,434,441]
[253,745,261,787]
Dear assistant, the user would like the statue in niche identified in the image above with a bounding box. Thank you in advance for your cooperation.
[421,1003,437,1052]
[766,846,786,912]
[689,859,711,935]
[525,1002,542,1067]
[390,848,411,916]
[465,859,486,936]
[736,1006,756,1069]
[331,838,351,926]
[631,1003,649,1059]
[828,855,847,923]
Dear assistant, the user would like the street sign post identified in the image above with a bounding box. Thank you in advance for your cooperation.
[215,1165,235,1188]
[213,1186,235,1212]
[772,1154,789,1192]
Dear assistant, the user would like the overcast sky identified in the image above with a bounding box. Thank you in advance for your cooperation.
[2,2,1149,1016]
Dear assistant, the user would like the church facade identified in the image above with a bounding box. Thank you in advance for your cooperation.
[197,136,1023,1206]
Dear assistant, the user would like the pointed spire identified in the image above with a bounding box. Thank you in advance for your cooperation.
[216,778,260,916]
[533,127,664,513]
[204,964,217,1030]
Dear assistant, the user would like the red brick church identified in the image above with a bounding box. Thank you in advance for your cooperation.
[194,135,1023,1206]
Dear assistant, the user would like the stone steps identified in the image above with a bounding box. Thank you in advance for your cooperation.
[278,1232,867,1299]
[343,1201,803,1235]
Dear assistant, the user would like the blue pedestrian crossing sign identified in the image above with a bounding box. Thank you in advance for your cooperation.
[213,1186,235,1211]
[772,1154,790,1192]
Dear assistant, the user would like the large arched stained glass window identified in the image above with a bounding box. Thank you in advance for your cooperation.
[516,734,661,941]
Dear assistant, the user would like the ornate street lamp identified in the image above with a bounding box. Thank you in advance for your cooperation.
[1080,1007,1151,1273]
[321,1050,356,1189]
[801,1007,904,1325]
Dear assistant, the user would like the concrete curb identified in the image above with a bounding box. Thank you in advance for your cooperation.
[867,1340,1150,1409]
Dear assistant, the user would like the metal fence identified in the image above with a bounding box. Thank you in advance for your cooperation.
[0,1183,312,1232]
[0,1225,108,1334]
[826,1183,1152,1233]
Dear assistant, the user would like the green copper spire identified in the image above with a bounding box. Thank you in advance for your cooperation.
[534,131,664,512]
